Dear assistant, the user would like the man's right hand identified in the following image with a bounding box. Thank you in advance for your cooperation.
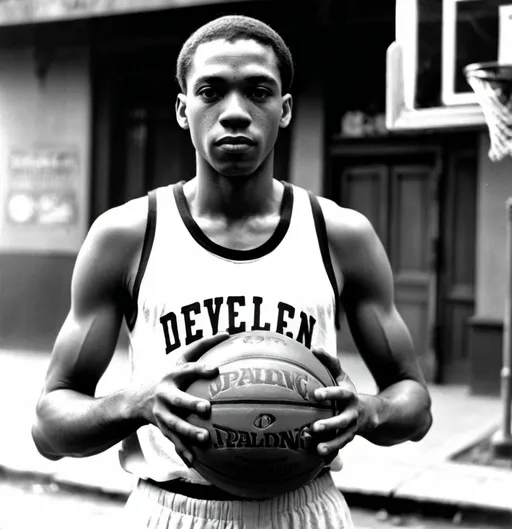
[138,332,230,467]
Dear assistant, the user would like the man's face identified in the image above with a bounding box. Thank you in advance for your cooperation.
[176,38,292,177]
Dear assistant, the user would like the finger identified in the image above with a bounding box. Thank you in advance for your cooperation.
[317,428,357,455]
[314,386,356,403]
[156,410,210,445]
[179,333,230,364]
[165,429,195,468]
[312,409,358,434]
[328,454,344,471]
[311,349,343,379]
[166,387,212,415]
[337,371,357,392]
[323,449,340,467]
[172,362,220,387]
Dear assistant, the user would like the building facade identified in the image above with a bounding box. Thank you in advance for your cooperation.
[0,0,500,396]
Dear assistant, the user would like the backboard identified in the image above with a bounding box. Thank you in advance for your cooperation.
[387,0,512,131]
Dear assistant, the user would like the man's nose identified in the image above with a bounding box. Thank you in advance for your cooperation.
[219,92,251,128]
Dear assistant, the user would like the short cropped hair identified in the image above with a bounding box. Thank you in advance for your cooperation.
[176,15,294,94]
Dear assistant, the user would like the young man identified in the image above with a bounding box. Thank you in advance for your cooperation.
[32,15,432,529]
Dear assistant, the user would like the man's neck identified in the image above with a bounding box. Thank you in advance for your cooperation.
[187,161,283,221]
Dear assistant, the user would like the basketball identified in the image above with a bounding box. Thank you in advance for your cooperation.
[185,330,339,499]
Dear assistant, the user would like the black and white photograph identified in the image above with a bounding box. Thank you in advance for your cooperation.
[0,1,510,528]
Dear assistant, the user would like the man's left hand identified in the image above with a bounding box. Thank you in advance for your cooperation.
[311,348,364,457]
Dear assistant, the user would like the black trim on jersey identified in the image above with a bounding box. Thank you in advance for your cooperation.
[126,189,157,331]
[308,192,341,331]
[174,180,293,261]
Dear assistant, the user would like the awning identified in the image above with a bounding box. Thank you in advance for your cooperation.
[0,0,256,27]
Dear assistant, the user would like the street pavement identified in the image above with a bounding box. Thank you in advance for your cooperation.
[0,473,508,529]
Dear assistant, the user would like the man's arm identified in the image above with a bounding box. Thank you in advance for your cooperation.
[312,200,432,453]
[32,199,226,464]
[31,199,149,459]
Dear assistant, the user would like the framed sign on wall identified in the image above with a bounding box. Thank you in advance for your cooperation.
[2,147,85,253]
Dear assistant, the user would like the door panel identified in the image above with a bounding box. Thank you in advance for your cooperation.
[340,165,389,247]
[391,170,430,271]
[390,165,439,381]
[437,149,477,383]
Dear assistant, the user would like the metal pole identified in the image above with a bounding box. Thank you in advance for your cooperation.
[493,197,512,457]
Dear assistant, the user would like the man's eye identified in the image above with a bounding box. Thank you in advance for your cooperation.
[199,88,219,100]
[250,87,270,100]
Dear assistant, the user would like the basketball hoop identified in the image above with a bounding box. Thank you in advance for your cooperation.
[464,62,512,162]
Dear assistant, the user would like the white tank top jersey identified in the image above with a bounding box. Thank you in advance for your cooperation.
[119,180,342,484]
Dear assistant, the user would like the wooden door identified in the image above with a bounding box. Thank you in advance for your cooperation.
[335,156,439,381]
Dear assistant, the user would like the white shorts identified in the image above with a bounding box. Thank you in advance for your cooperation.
[122,471,354,529]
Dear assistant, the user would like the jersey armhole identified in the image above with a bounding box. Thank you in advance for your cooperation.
[125,189,158,331]
[308,192,341,331]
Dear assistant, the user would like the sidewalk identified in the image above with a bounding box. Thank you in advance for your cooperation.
[1,347,511,515]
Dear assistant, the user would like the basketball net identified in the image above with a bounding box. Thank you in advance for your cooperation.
[465,66,512,162]
[464,6,512,162]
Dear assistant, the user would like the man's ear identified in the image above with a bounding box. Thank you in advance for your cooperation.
[176,93,189,130]
[279,94,293,129]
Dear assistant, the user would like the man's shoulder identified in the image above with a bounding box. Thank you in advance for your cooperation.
[315,195,376,248]
[70,196,150,296]
[85,196,149,257]
[313,196,388,283]
[288,185,376,249]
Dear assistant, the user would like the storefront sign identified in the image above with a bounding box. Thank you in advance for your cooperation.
[0,0,246,26]
[0,147,85,254]
[6,149,79,228]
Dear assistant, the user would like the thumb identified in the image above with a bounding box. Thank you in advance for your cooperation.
[312,348,343,380]
[178,332,230,364]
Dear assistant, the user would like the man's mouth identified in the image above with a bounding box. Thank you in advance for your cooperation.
[216,136,255,152]
[216,136,255,146]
